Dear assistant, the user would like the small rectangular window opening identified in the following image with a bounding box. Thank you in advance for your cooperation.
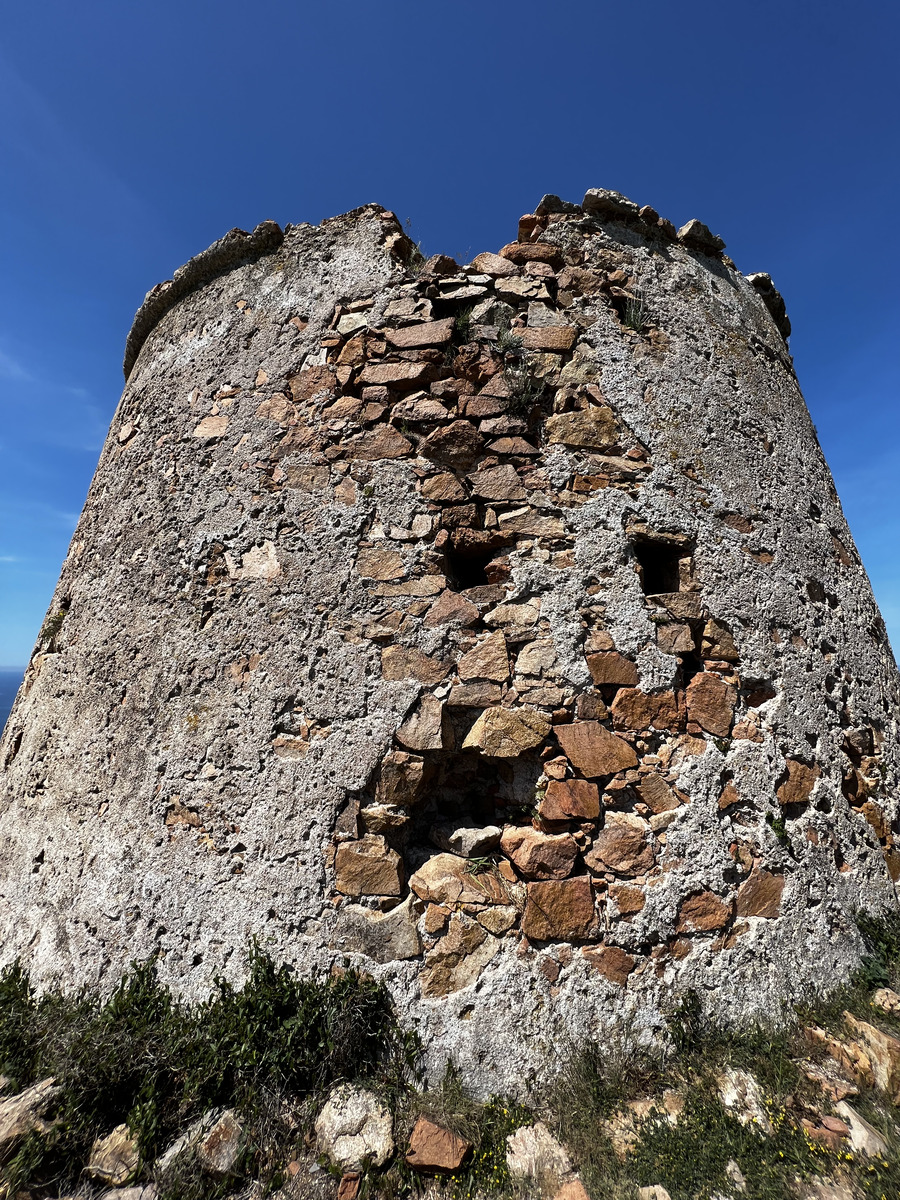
[443,545,497,591]
[633,539,685,595]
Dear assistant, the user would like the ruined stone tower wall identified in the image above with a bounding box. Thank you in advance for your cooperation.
[1,191,898,1096]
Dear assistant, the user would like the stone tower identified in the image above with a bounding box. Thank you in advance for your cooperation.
[1,191,898,1095]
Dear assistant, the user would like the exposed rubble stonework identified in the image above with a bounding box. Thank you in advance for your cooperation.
[1,191,899,1097]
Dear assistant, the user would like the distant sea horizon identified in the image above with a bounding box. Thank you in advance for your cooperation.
[0,668,25,732]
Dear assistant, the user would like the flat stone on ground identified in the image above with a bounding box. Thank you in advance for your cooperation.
[314,1085,394,1170]
[406,1116,471,1171]
[87,1123,139,1186]
[0,1078,60,1156]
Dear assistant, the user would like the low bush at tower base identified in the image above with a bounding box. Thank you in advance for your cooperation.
[4,919,900,1199]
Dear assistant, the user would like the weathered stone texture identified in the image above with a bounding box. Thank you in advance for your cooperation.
[1,192,898,1100]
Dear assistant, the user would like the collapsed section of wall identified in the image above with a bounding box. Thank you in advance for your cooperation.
[1,191,898,1097]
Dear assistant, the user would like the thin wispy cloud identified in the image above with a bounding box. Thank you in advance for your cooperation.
[0,349,33,382]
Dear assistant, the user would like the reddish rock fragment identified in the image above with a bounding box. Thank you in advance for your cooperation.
[422,254,459,275]
[453,343,502,384]
[458,630,509,682]
[777,759,820,806]
[487,436,539,455]
[585,813,655,877]
[447,683,502,707]
[384,318,454,348]
[406,1117,471,1172]
[499,241,564,268]
[376,751,425,807]
[541,779,600,821]
[522,877,597,941]
[381,646,450,684]
[611,689,683,733]
[424,589,479,628]
[335,836,404,897]
[356,546,405,581]
[462,707,550,757]
[500,826,578,881]
[345,427,413,460]
[685,673,736,738]
[337,1174,360,1200]
[421,420,485,468]
[545,407,620,451]
[396,694,444,752]
[609,884,645,915]
[676,891,732,934]
[421,472,467,502]
[358,361,437,390]
[736,872,785,919]
[718,780,740,810]
[587,652,639,687]
[288,363,335,402]
[635,772,680,814]
[583,945,635,986]
[553,1184,592,1200]
[702,618,739,662]
[521,326,577,352]
[470,251,518,277]
[468,464,526,501]
[555,721,638,777]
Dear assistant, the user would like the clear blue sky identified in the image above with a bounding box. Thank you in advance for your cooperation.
[1,0,898,666]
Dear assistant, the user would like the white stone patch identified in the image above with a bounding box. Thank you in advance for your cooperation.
[225,540,281,580]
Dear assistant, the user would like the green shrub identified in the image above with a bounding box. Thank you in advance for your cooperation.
[0,949,416,1197]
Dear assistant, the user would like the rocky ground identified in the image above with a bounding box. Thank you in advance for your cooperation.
[4,919,900,1200]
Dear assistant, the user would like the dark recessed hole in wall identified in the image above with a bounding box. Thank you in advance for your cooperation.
[842,771,863,803]
[678,650,704,688]
[633,539,685,595]
[443,544,507,591]
[364,738,543,879]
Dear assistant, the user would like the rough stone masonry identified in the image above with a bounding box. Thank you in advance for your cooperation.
[1,189,898,1097]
